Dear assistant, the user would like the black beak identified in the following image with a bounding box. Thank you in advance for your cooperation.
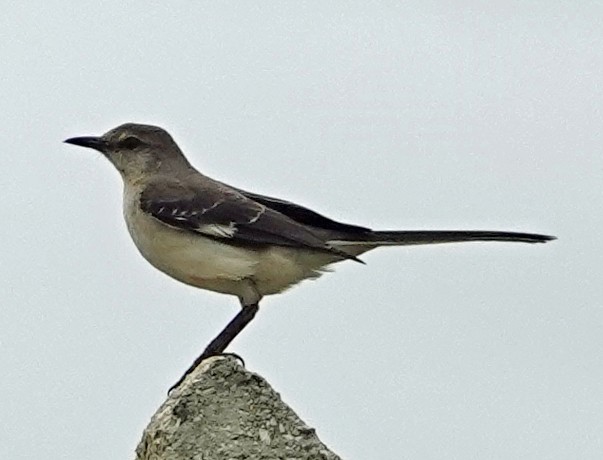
[64,136,107,152]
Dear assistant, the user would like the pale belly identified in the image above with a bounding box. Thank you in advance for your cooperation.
[122,191,339,303]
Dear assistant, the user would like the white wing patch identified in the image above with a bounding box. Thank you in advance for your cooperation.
[198,222,237,238]
[247,203,266,224]
[153,200,224,221]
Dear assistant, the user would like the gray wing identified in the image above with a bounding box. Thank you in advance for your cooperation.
[229,186,372,234]
[139,178,359,261]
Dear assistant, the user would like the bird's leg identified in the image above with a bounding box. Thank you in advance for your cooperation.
[198,303,259,358]
[169,302,259,392]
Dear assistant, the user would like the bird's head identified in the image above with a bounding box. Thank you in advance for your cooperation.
[64,123,190,181]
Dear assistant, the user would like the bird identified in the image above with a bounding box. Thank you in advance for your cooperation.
[64,122,555,390]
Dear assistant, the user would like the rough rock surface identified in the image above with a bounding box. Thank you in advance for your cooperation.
[135,356,342,460]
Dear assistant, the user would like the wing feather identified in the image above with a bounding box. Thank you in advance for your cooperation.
[139,177,359,261]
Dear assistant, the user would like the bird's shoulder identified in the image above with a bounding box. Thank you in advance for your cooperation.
[138,175,265,233]
[137,175,359,260]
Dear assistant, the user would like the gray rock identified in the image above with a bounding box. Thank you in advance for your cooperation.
[135,356,342,460]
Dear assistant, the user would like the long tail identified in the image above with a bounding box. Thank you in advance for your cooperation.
[330,230,556,246]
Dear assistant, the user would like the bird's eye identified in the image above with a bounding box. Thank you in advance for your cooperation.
[118,136,143,150]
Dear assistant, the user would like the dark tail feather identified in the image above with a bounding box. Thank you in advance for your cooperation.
[332,230,556,246]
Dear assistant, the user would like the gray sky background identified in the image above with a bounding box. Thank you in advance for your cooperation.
[2,2,602,459]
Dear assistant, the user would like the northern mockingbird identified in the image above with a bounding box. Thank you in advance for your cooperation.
[65,123,555,390]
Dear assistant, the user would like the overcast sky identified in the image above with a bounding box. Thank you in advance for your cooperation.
[2,2,603,459]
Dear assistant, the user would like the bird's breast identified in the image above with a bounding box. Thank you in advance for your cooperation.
[121,185,338,299]
[122,188,257,290]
